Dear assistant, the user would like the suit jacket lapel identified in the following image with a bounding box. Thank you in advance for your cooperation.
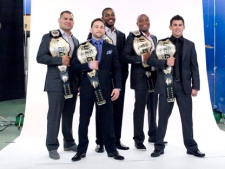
[151,35,157,47]
[71,36,78,58]
[72,36,78,48]
[182,38,188,61]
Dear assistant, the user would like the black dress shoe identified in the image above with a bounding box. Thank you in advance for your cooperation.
[135,143,146,150]
[148,138,168,144]
[115,142,129,150]
[187,149,205,157]
[95,144,104,153]
[71,153,86,161]
[151,149,164,157]
[107,152,124,160]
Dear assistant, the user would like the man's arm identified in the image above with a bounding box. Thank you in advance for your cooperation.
[111,45,121,101]
[122,32,142,64]
[190,42,200,91]
[147,50,171,69]
[36,34,65,66]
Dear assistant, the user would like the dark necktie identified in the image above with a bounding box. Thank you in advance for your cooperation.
[94,41,101,61]
[174,39,180,79]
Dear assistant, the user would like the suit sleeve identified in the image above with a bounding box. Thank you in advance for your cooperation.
[112,46,122,89]
[190,43,200,90]
[122,32,142,64]
[36,34,62,65]
[87,33,92,40]
[71,50,90,74]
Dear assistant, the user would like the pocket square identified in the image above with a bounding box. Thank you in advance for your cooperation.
[106,50,112,55]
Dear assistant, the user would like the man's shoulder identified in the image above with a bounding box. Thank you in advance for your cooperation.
[183,37,195,46]
[151,34,157,39]
[116,29,125,36]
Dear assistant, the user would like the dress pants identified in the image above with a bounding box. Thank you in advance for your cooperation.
[77,98,117,154]
[155,81,198,151]
[46,91,77,151]
[96,73,128,145]
[133,89,157,144]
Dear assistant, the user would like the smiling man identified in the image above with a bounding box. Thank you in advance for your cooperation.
[123,14,158,150]
[36,11,79,160]
[147,15,205,158]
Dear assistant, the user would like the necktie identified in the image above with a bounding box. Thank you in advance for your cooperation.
[94,41,102,61]
[174,39,180,79]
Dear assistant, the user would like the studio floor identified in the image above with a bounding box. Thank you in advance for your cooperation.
[1,99,225,169]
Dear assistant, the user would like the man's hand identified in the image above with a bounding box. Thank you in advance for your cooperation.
[191,89,198,97]
[142,51,151,62]
[111,88,120,101]
[167,57,175,66]
[89,60,99,70]
[62,56,71,66]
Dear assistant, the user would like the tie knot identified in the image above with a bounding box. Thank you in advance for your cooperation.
[95,41,100,45]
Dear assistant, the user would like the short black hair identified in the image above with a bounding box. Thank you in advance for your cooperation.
[170,15,184,26]
[91,18,105,28]
[60,10,73,18]
[102,7,113,17]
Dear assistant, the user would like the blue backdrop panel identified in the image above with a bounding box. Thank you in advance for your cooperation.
[203,0,225,113]
[203,0,214,109]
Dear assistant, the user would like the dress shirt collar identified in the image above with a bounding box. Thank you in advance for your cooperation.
[91,38,103,45]
[105,26,116,33]
[170,35,184,43]
[59,29,73,38]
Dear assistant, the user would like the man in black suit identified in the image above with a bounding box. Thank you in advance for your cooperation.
[88,7,129,152]
[71,18,124,161]
[123,14,158,150]
[146,15,205,158]
[36,11,79,160]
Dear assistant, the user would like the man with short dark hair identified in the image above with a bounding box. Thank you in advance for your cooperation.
[71,18,124,161]
[147,15,205,158]
[36,10,79,160]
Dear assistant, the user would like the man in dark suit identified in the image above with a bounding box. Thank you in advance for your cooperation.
[146,15,205,158]
[123,14,158,150]
[88,7,129,152]
[36,11,79,160]
[71,18,124,161]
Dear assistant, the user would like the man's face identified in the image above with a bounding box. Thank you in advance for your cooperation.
[102,9,116,28]
[58,13,74,32]
[169,20,185,38]
[91,21,105,40]
[136,14,150,32]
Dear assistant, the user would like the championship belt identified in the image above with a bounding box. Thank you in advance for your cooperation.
[132,30,155,93]
[77,40,106,106]
[156,38,176,102]
[49,30,73,99]
[102,34,113,45]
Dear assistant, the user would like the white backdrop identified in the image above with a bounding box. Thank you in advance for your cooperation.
[1,0,225,169]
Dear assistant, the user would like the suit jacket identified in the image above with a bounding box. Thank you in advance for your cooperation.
[71,40,121,100]
[87,29,128,75]
[123,32,157,90]
[148,37,200,95]
[36,32,79,93]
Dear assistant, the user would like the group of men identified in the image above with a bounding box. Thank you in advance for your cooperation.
[36,7,205,161]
